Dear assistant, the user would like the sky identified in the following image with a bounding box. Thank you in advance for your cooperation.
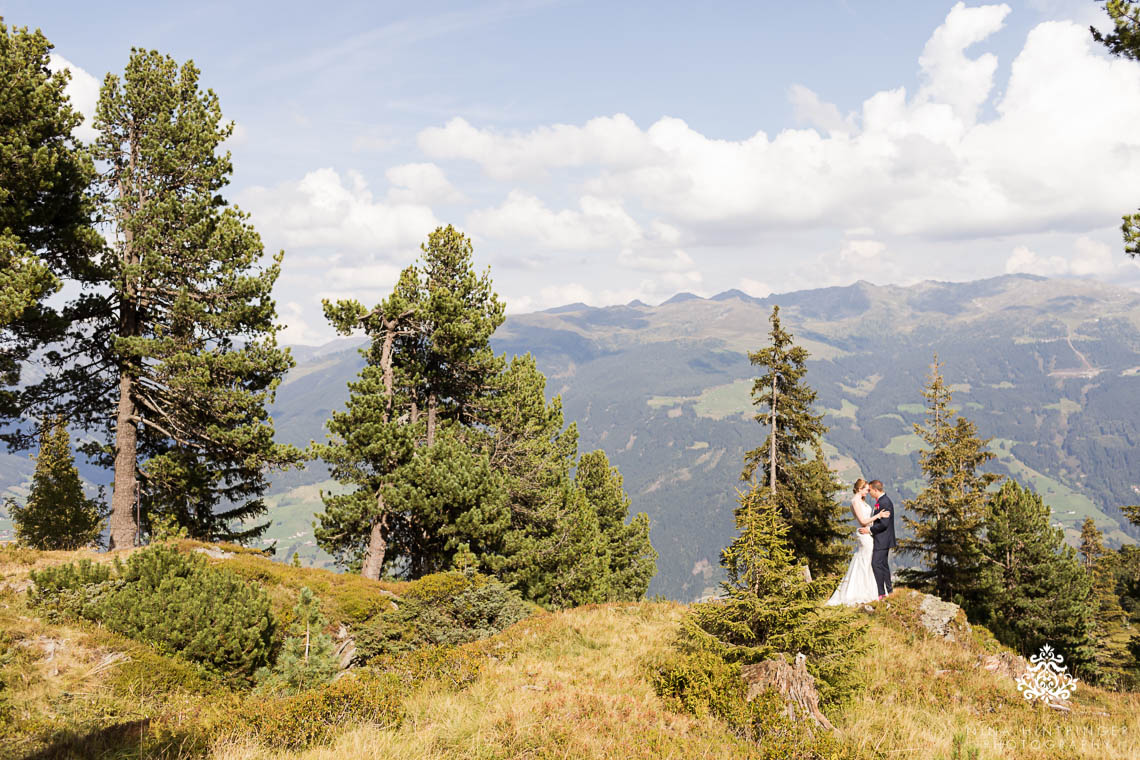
[4,0,1140,344]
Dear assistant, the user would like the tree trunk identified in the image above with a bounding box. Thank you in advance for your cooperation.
[426,393,437,446]
[361,503,387,580]
[769,373,777,494]
[108,369,138,549]
[108,139,141,551]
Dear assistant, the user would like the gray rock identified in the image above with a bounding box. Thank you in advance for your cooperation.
[918,593,969,642]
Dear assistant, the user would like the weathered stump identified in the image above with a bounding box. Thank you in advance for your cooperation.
[740,652,836,734]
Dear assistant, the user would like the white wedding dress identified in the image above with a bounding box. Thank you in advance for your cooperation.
[825,495,880,606]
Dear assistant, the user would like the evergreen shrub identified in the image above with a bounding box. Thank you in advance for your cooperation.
[29,545,276,678]
[355,571,530,660]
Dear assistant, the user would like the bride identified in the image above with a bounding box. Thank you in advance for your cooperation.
[825,478,888,606]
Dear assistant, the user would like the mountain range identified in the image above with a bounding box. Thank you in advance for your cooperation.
[4,273,1139,599]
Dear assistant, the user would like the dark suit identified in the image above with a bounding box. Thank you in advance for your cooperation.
[869,493,896,596]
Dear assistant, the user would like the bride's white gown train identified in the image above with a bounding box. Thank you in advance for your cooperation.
[825,496,881,606]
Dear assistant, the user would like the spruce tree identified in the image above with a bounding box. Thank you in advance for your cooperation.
[680,486,865,703]
[257,587,339,694]
[742,306,847,578]
[0,23,100,430]
[9,417,105,550]
[977,481,1094,666]
[575,449,656,601]
[18,50,299,546]
[1079,517,1130,683]
[899,357,1000,606]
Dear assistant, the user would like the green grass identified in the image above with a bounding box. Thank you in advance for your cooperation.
[646,380,753,421]
[885,433,924,456]
[897,403,926,415]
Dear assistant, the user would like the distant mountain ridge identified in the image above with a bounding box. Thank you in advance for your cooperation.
[4,274,1138,599]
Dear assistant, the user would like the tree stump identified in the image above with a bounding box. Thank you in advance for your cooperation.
[740,652,836,734]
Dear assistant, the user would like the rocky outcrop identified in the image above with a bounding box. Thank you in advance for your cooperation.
[918,593,970,642]
[741,653,836,734]
[976,651,1027,680]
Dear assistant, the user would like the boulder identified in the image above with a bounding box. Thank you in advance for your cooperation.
[976,651,1027,680]
[918,593,970,642]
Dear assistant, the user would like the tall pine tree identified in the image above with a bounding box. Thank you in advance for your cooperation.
[8,417,105,550]
[1079,517,1131,684]
[742,306,847,578]
[17,50,300,546]
[977,480,1093,667]
[899,357,999,606]
[0,24,100,432]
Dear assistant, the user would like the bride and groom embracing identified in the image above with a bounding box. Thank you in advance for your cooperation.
[826,478,896,606]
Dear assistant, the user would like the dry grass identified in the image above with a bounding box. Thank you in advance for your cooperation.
[211,603,758,760]
[834,590,1140,760]
[5,545,1138,759]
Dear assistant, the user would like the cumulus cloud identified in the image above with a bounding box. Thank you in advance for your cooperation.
[468,191,642,249]
[385,162,465,204]
[1004,237,1124,276]
[418,6,1140,242]
[48,54,100,142]
[240,168,439,253]
[788,84,852,134]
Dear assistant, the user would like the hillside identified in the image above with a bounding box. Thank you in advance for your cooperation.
[2,543,1137,759]
[4,274,1140,598]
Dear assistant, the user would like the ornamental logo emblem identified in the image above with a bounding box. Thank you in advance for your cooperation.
[1016,644,1078,704]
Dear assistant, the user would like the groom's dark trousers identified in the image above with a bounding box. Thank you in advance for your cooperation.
[869,494,897,596]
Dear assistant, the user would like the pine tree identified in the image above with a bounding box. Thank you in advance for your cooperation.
[575,449,656,601]
[977,481,1094,667]
[899,357,1000,606]
[257,587,339,694]
[679,486,865,703]
[742,306,847,577]
[315,267,419,579]
[316,228,505,579]
[8,418,105,550]
[0,23,100,432]
[1079,517,1131,683]
[17,50,300,546]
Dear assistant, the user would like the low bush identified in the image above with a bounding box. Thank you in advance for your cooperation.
[240,671,402,749]
[28,545,276,679]
[354,571,530,661]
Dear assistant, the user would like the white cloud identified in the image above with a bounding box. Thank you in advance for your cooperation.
[468,191,642,249]
[48,54,100,142]
[1004,237,1125,276]
[385,162,465,204]
[740,279,771,298]
[241,168,439,253]
[839,238,887,263]
[916,2,1011,125]
[418,6,1140,243]
[788,84,852,134]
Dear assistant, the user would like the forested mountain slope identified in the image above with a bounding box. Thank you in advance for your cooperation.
[5,274,1139,600]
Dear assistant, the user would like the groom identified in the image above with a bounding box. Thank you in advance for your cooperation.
[858,480,896,599]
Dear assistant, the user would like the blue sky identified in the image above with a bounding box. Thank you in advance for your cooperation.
[3,0,1139,343]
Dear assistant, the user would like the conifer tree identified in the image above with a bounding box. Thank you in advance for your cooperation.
[679,486,865,703]
[575,449,656,601]
[977,481,1094,666]
[8,417,105,550]
[899,357,999,606]
[257,587,339,694]
[315,267,419,578]
[1079,517,1130,682]
[18,50,299,546]
[742,306,847,577]
[0,24,100,429]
